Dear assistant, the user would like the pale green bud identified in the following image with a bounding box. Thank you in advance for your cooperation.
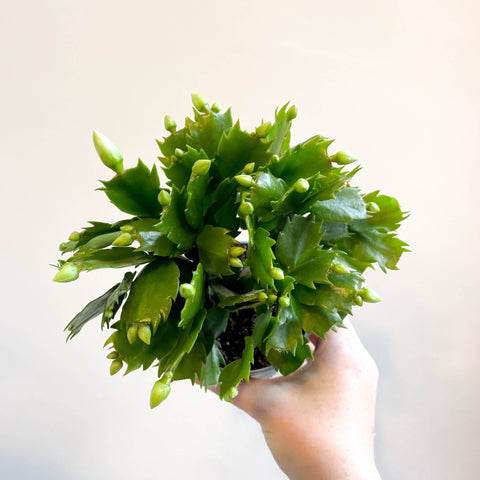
[92,130,124,174]
[174,148,185,157]
[191,93,209,112]
[158,190,171,206]
[110,359,123,376]
[238,201,254,217]
[164,115,177,132]
[127,325,138,344]
[332,151,358,165]
[228,387,239,399]
[234,174,253,187]
[255,121,271,138]
[286,104,298,120]
[138,325,152,345]
[211,102,221,113]
[354,295,363,306]
[366,202,380,213]
[106,351,119,359]
[229,246,246,257]
[267,294,278,304]
[269,267,284,280]
[278,295,290,308]
[294,178,310,193]
[229,257,243,268]
[257,292,268,302]
[112,232,134,246]
[53,263,80,282]
[68,231,80,241]
[270,154,279,163]
[192,159,211,176]
[332,263,349,275]
[243,162,255,174]
[150,378,172,408]
[59,242,68,251]
[120,224,134,233]
[179,283,196,299]
[359,288,382,303]
[103,305,114,321]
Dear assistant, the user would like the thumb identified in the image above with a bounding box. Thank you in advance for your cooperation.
[231,378,273,421]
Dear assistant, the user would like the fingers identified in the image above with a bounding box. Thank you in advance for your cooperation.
[318,319,362,351]
[232,377,270,419]
[307,318,374,371]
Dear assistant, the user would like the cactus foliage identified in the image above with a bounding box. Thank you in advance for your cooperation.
[53,95,408,406]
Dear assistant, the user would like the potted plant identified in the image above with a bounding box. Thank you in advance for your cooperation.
[53,94,408,408]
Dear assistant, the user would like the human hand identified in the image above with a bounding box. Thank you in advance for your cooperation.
[227,319,381,480]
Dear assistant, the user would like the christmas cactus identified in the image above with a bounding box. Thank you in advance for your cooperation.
[53,94,408,407]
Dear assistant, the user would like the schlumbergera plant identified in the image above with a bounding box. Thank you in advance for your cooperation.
[53,94,408,408]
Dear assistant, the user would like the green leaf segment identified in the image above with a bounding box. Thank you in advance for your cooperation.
[53,94,408,407]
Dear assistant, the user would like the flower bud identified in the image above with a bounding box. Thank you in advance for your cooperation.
[286,104,298,120]
[228,387,239,399]
[257,292,268,302]
[164,115,176,132]
[92,130,124,174]
[366,202,380,213]
[255,121,271,138]
[192,159,211,176]
[120,224,134,233]
[127,325,138,344]
[158,190,171,206]
[243,162,255,174]
[138,325,152,345]
[150,378,172,408]
[110,359,123,376]
[229,257,243,268]
[354,295,363,306]
[229,246,246,257]
[359,288,382,303]
[106,352,118,360]
[267,294,278,304]
[211,102,221,113]
[191,93,209,112]
[112,232,134,246]
[238,201,254,217]
[294,178,309,193]
[278,295,290,308]
[332,263,349,275]
[270,154,279,163]
[68,231,80,241]
[179,283,196,299]
[174,148,185,157]
[53,263,81,283]
[59,242,68,251]
[332,151,358,165]
[104,305,114,320]
[269,267,284,280]
[234,174,253,188]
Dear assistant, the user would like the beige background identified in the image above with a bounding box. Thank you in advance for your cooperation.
[1,1,479,479]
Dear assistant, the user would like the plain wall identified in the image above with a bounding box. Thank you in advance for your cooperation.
[1,1,479,479]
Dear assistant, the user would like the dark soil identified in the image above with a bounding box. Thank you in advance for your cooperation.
[218,309,270,370]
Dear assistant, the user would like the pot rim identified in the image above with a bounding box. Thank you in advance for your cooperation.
[249,364,277,379]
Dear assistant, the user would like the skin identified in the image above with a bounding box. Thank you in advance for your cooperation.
[213,319,381,480]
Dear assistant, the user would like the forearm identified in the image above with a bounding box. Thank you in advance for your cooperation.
[232,320,382,480]
[261,424,381,480]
